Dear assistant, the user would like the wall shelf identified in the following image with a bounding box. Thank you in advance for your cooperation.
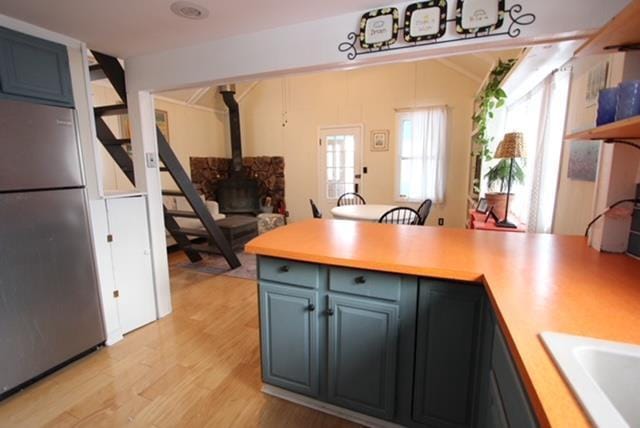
[566,116,640,140]
[575,0,640,57]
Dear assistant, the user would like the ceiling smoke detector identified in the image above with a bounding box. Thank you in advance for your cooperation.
[170,1,210,20]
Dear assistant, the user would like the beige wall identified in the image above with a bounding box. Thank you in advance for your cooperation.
[92,82,228,192]
[154,97,229,191]
[239,60,478,226]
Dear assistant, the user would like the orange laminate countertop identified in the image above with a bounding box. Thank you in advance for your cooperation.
[245,219,640,427]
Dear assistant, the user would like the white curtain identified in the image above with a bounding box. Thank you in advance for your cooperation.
[526,70,571,233]
[397,106,448,203]
[498,69,571,232]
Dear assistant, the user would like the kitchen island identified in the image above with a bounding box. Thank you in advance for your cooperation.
[245,219,640,427]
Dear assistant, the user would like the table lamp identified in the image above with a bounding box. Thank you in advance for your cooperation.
[493,132,525,229]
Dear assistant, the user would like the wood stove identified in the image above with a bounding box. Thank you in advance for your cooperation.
[216,85,261,215]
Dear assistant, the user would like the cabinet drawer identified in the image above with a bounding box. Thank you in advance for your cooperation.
[258,257,320,289]
[492,327,537,428]
[329,267,401,301]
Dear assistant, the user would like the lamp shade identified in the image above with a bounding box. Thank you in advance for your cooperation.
[494,132,525,159]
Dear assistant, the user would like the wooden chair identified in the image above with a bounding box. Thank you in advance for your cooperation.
[378,207,420,225]
[416,199,433,226]
[309,199,322,219]
[337,192,366,206]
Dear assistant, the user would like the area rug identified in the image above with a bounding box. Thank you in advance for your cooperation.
[176,251,257,280]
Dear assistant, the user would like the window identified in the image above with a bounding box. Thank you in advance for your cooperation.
[325,134,357,199]
[396,107,448,203]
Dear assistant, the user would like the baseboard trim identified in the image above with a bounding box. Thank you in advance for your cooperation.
[261,384,403,428]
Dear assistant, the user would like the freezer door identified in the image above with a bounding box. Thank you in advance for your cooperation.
[0,99,83,192]
[0,188,105,394]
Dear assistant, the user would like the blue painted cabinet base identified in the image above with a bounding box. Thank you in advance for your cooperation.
[256,256,538,427]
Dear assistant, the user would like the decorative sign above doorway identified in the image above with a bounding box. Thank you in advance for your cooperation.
[339,1,535,61]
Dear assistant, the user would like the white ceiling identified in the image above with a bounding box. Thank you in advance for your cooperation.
[0,0,391,58]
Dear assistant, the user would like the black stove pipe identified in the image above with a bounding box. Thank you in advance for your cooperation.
[219,86,243,175]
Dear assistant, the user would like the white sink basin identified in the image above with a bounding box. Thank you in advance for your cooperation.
[540,332,640,428]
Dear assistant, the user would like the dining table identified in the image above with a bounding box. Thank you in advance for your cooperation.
[330,204,398,222]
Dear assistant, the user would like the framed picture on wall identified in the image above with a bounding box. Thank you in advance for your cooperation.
[155,110,170,142]
[370,129,390,151]
[456,0,505,34]
[585,61,609,105]
[119,109,170,148]
[359,8,400,49]
[404,1,448,43]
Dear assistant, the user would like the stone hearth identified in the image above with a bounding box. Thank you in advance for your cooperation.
[190,156,285,211]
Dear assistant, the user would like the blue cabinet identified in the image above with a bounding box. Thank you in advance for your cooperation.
[256,256,537,427]
[489,325,537,428]
[0,26,73,107]
[259,282,319,397]
[412,279,486,428]
[327,295,399,419]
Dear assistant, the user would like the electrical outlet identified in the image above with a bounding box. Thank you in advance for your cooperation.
[438,218,444,226]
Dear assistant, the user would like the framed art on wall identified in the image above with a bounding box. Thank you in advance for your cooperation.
[456,0,505,34]
[568,141,599,182]
[371,130,390,151]
[359,8,400,49]
[404,1,448,43]
[155,109,170,142]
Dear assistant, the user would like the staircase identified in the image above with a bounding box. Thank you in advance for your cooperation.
[90,51,240,268]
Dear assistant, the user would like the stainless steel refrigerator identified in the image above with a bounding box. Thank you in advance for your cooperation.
[0,99,105,397]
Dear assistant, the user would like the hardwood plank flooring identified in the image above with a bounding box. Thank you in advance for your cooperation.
[0,253,357,428]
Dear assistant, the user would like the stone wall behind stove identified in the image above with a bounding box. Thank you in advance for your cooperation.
[190,156,285,210]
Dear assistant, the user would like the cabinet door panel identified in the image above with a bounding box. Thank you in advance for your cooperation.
[107,196,156,334]
[413,280,485,428]
[492,326,537,428]
[0,26,73,106]
[328,295,398,420]
[259,282,319,397]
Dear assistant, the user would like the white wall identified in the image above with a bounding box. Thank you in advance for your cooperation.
[240,60,478,227]
[553,55,610,235]
[554,52,640,247]
[125,0,629,92]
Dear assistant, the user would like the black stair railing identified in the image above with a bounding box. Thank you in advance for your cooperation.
[90,51,240,268]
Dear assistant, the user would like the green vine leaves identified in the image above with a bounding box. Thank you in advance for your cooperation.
[472,58,516,161]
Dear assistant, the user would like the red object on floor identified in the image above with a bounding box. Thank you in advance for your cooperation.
[468,210,527,233]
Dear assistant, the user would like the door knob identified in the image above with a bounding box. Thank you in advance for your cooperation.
[327,308,335,316]
[307,304,316,311]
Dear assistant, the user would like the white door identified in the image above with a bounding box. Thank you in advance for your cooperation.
[317,126,363,216]
[106,196,156,334]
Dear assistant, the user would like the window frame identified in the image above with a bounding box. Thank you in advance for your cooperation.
[394,107,447,203]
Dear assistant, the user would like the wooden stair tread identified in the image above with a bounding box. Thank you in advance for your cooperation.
[189,244,221,254]
[173,227,209,237]
[102,138,131,146]
[94,104,128,116]
[166,210,198,218]
[162,190,184,196]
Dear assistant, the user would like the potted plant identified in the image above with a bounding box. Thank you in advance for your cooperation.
[484,158,524,220]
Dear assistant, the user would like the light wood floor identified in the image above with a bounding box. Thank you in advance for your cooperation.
[0,253,357,428]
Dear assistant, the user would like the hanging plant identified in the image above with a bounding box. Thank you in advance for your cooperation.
[472,59,516,161]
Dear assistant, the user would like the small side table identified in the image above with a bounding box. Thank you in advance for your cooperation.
[468,210,527,233]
